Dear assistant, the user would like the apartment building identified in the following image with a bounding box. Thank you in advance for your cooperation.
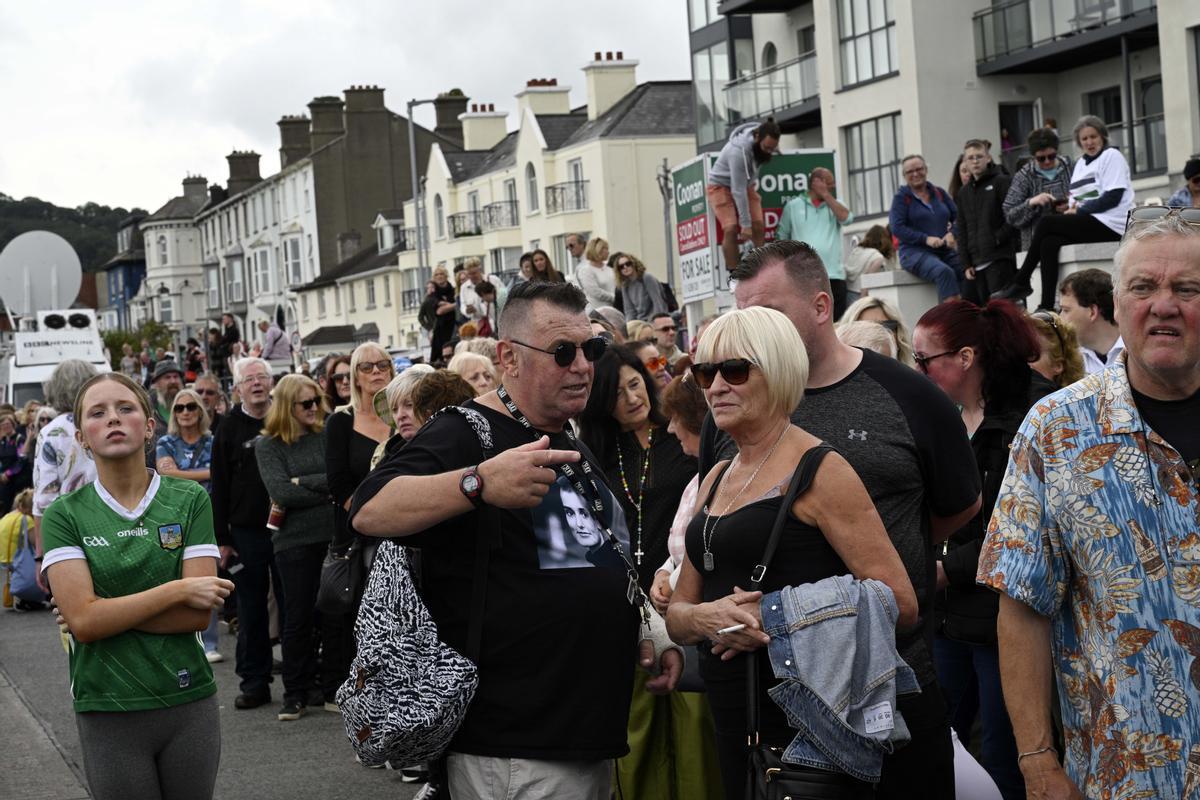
[297,53,697,355]
[690,0,1200,239]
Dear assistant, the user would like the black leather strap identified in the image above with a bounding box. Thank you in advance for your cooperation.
[746,443,835,744]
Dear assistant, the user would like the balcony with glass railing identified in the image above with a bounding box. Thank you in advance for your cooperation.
[448,211,483,239]
[481,201,519,231]
[724,51,819,126]
[998,114,1167,176]
[545,181,589,215]
[974,0,1157,66]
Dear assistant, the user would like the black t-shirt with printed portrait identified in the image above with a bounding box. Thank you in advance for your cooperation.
[350,400,639,761]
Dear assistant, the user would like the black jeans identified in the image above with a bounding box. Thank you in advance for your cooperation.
[274,541,326,706]
[229,526,284,697]
[829,278,848,321]
[875,683,955,799]
[1013,214,1121,310]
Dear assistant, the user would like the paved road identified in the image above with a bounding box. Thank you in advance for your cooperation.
[0,608,420,799]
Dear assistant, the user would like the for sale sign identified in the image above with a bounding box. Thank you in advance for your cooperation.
[672,155,718,305]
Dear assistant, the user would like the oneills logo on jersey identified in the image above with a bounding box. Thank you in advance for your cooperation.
[157,523,184,551]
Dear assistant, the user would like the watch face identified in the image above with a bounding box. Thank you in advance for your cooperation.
[462,473,481,494]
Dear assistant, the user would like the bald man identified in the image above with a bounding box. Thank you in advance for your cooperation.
[776,166,854,319]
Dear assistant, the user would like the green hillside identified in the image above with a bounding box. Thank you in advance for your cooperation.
[0,192,148,273]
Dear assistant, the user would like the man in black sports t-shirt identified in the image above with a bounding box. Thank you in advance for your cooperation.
[699,240,981,798]
[351,281,681,799]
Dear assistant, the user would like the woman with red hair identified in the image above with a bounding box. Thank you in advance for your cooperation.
[912,299,1056,800]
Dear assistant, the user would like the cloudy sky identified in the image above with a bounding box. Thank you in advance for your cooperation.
[0,1,691,211]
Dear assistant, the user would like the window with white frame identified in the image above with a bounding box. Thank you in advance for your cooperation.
[228,257,245,302]
[158,295,175,324]
[843,112,903,218]
[383,275,391,306]
[253,249,272,295]
[301,294,309,319]
[284,238,303,285]
[525,164,539,213]
[365,278,377,309]
[504,178,517,205]
[838,0,897,87]
[434,195,445,238]
[318,289,327,317]
[347,284,356,312]
[157,235,168,266]
[206,265,220,308]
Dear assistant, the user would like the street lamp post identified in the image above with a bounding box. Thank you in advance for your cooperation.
[407,97,439,284]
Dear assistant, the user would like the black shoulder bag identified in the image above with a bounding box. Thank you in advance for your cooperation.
[744,444,870,800]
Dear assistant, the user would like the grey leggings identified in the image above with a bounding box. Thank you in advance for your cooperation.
[76,694,220,800]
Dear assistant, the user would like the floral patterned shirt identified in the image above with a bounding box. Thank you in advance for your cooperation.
[32,414,97,518]
[977,358,1200,799]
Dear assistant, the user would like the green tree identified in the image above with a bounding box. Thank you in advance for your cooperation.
[103,320,174,369]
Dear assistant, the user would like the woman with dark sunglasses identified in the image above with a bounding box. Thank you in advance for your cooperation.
[254,374,333,722]
[911,300,1056,800]
[321,355,352,411]
[1001,127,1073,254]
[668,307,917,800]
[612,252,669,322]
[576,345,715,800]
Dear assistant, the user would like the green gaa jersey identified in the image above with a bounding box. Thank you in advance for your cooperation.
[41,473,221,712]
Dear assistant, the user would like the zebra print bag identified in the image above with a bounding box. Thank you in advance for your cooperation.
[336,406,495,767]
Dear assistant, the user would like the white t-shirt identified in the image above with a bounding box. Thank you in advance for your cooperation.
[844,246,886,292]
[1069,148,1133,235]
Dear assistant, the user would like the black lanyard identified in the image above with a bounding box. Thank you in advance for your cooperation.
[496,384,651,623]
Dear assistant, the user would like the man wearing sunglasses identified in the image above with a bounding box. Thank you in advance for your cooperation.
[699,240,981,799]
[351,281,681,799]
[979,207,1200,800]
[650,312,684,368]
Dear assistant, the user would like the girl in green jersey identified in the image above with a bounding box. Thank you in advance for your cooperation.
[42,373,232,800]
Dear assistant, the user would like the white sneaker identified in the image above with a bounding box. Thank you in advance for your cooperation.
[205,651,224,663]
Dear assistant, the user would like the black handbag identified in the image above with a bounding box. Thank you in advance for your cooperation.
[317,540,366,616]
[744,445,872,800]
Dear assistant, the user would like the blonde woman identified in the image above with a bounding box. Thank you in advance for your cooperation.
[626,319,655,343]
[836,320,899,359]
[577,236,615,308]
[254,374,333,721]
[1027,309,1085,389]
[447,351,497,396]
[841,295,916,367]
[613,252,669,322]
[42,373,229,799]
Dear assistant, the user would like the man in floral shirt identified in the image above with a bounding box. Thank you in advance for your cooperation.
[979,211,1200,799]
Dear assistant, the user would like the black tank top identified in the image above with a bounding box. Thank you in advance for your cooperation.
[684,443,848,744]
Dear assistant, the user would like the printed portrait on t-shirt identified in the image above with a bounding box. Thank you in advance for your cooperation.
[531,475,629,570]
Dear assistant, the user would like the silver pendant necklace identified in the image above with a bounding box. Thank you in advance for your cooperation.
[701,423,789,572]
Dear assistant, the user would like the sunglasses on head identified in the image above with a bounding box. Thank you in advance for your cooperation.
[356,359,393,374]
[510,336,608,367]
[294,397,321,410]
[172,402,200,414]
[689,358,756,389]
[1125,206,1200,232]
[1030,309,1066,355]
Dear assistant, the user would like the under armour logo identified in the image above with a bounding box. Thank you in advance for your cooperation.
[848,429,868,441]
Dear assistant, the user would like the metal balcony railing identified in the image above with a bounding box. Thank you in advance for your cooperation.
[401,288,421,311]
[724,51,819,125]
[448,211,483,238]
[481,201,520,231]
[999,113,1167,175]
[545,181,589,215]
[973,0,1156,63]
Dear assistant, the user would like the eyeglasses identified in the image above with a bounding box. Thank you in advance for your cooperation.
[1030,310,1066,355]
[332,373,352,384]
[1033,152,1059,164]
[195,388,218,397]
[240,373,271,385]
[294,398,321,411]
[690,358,757,389]
[644,356,668,372]
[172,402,200,414]
[356,359,393,374]
[913,349,961,373]
[510,336,608,368]
[1125,206,1200,232]
[616,261,634,269]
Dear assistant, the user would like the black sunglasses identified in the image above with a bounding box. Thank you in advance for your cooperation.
[294,398,321,410]
[1125,206,1200,232]
[690,358,756,389]
[195,388,218,396]
[1033,152,1058,164]
[510,336,608,367]
[332,373,352,383]
[356,359,393,374]
[172,402,200,414]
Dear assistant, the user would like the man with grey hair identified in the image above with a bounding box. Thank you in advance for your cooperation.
[211,356,279,710]
[979,209,1200,799]
[565,232,587,280]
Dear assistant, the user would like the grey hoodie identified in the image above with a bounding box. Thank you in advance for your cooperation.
[708,121,761,228]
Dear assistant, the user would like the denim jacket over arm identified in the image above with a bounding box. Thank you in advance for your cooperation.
[760,574,920,783]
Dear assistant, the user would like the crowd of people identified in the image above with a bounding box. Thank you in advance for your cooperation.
[2,113,1198,800]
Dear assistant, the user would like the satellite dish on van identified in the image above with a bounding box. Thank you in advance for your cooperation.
[0,231,84,315]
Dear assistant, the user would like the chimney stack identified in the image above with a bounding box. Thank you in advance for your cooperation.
[278,115,311,168]
[336,230,362,264]
[182,175,208,204]
[344,84,386,112]
[226,151,262,196]
[458,104,508,151]
[515,77,572,116]
[583,51,639,121]
[308,96,346,150]
[209,184,228,206]
[433,89,469,143]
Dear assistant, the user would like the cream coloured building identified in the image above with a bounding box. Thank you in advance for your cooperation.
[297,53,696,357]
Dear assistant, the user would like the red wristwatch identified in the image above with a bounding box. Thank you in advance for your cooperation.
[460,466,485,507]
